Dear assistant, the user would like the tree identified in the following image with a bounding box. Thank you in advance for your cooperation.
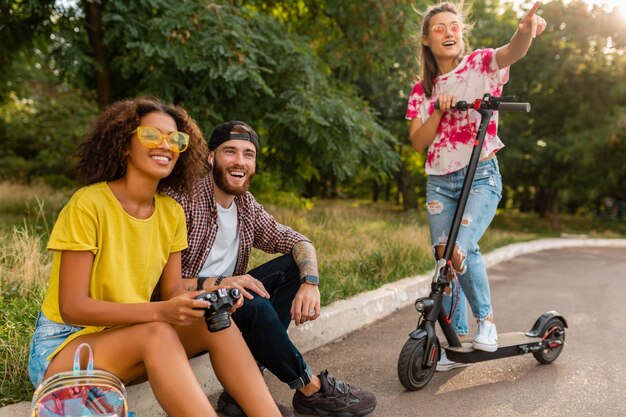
[0,0,55,68]
[0,48,97,184]
[243,0,425,207]
[2,0,400,194]
[497,0,626,228]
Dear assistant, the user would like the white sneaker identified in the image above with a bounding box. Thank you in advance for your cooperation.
[473,319,498,352]
[436,350,469,372]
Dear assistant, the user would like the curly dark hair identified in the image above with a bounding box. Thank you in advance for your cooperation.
[73,96,208,195]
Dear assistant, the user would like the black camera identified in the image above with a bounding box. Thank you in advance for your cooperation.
[195,288,241,332]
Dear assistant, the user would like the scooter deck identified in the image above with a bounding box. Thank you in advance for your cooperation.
[443,331,542,363]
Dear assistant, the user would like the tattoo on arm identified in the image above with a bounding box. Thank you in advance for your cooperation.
[292,241,319,276]
[183,277,197,292]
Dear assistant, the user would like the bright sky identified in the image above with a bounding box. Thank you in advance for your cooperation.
[515,0,626,17]
[572,0,625,15]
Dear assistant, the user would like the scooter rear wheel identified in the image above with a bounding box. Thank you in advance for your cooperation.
[533,317,566,364]
[397,337,437,390]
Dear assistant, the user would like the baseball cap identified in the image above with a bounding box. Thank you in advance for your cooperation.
[208,121,259,153]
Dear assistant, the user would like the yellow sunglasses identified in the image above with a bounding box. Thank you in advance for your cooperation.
[133,126,189,153]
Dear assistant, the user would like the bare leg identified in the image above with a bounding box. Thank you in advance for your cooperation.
[46,322,217,417]
[297,375,322,396]
[435,244,465,274]
[178,320,281,417]
[435,244,465,295]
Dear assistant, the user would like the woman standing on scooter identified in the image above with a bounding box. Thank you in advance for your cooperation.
[405,1,546,366]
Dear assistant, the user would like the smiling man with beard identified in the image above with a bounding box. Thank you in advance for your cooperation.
[167,121,377,417]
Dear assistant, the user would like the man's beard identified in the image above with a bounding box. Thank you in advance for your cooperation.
[212,160,254,196]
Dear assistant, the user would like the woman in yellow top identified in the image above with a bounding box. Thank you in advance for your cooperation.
[27,96,281,417]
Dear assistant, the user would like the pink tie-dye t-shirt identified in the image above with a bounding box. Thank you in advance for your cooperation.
[405,48,510,175]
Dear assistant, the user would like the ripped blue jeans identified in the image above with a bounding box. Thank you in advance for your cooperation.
[426,158,502,335]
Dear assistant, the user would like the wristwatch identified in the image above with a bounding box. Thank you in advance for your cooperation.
[300,274,320,286]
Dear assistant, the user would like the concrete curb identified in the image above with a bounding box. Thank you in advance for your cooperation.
[3,238,626,417]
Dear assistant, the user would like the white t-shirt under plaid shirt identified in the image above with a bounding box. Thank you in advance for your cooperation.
[167,175,310,278]
[405,48,510,176]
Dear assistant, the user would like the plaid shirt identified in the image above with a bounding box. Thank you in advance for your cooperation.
[167,176,310,278]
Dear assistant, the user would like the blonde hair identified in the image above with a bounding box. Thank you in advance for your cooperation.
[415,1,473,97]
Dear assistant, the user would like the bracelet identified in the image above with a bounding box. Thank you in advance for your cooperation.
[214,275,226,286]
[196,276,210,291]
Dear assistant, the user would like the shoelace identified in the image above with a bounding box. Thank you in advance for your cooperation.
[324,373,360,397]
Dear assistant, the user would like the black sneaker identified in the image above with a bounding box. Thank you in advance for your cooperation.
[217,390,294,417]
[292,370,377,417]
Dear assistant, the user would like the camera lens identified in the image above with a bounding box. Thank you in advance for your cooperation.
[207,311,231,332]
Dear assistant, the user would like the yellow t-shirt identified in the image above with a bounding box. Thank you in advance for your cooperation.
[41,182,188,358]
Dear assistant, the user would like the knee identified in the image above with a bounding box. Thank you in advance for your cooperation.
[268,254,300,285]
[237,296,276,320]
[233,297,281,333]
[452,245,467,274]
[434,242,467,275]
[136,322,180,348]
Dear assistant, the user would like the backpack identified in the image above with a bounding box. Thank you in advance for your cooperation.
[31,343,132,417]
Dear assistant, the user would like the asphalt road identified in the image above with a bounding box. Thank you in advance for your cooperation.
[258,247,626,417]
[4,245,624,417]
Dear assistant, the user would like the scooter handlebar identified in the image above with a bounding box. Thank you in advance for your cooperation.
[434,99,531,112]
[496,102,531,112]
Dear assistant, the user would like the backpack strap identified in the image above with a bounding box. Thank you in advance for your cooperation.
[73,342,95,375]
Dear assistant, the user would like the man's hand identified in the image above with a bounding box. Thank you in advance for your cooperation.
[291,283,321,326]
[213,274,270,300]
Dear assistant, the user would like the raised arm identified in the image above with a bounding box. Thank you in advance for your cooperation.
[495,1,547,69]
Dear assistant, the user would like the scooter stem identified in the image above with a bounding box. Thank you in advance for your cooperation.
[441,106,494,263]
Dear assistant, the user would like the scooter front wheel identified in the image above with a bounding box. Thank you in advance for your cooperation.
[397,337,437,390]
[533,317,566,364]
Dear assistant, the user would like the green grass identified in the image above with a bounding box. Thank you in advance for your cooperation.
[1,227,50,407]
[0,287,45,406]
[0,181,68,234]
[1,181,625,406]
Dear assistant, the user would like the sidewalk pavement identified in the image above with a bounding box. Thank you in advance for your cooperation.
[3,237,626,417]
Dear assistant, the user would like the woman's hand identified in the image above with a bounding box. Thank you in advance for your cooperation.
[518,2,547,38]
[227,290,245,314]
[496,2,546,69]
[435,94,458,113]
[158,291,209,326]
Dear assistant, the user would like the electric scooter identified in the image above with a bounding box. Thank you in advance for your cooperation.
[397,93,567,391]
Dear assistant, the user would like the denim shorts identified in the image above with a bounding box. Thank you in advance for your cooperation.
[28,311,84,387]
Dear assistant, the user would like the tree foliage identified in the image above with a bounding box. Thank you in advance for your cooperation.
[0,0,625,222]
[64,0,399,194]
[496,0,626,222]
[0,0,55,69]
[244,0,427,205]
